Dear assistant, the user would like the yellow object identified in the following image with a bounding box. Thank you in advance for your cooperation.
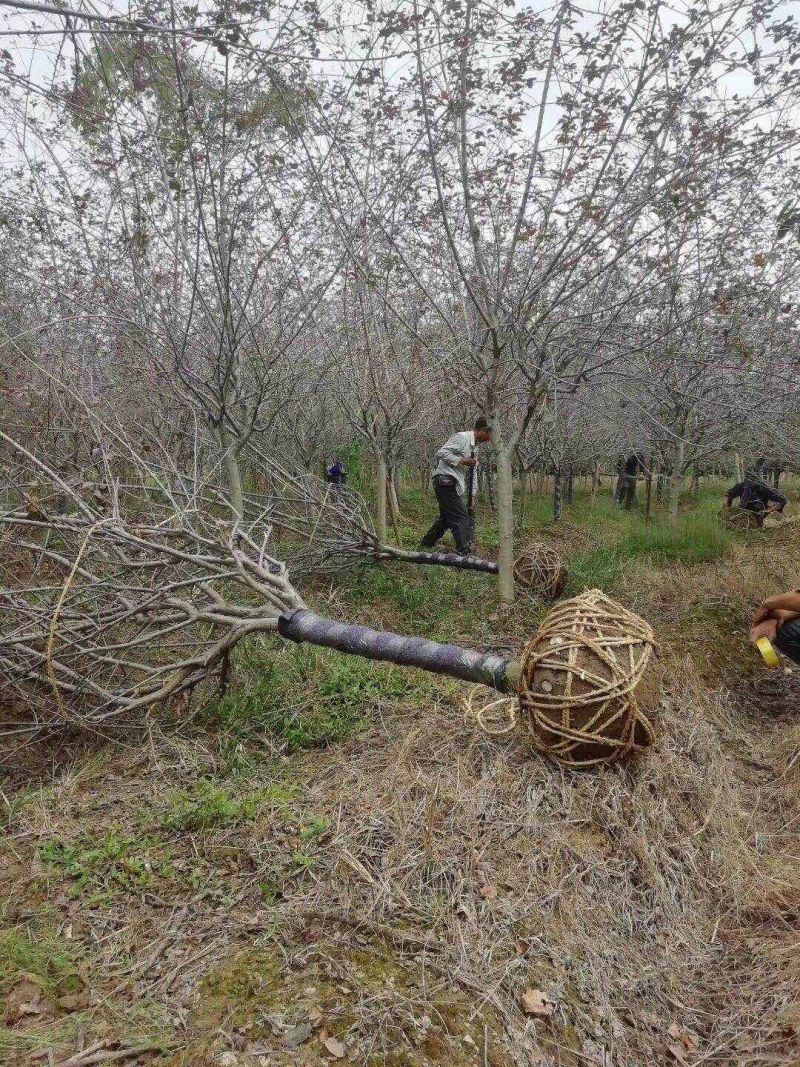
[756,637,780,668]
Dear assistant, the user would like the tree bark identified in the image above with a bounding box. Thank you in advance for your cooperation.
[219,426,244,520]
[645,457,653,523]
[377,546,498,573]
[278,608,517,692]
[495,446,515,604]
[590,462,600,506]
[388,472,403,520]
[486,461,497,513]
[553,469,562,522]
[668,440,685,525]
[517,465,528,531]
[375,453,389,545]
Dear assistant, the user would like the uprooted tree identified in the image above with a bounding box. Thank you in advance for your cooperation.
[0,427,658,768]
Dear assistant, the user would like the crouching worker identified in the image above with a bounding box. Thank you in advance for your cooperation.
[750,591,800,666]
[420,417,492,555]
[725,470,787,526]
[326,460,347,487]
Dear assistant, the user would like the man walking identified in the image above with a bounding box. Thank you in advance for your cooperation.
[420,417,492,554]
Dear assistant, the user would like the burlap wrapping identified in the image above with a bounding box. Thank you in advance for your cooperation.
[514,543,567,601]
[517,589,660,768]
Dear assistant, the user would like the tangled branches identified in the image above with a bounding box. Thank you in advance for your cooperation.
[0,434,304,734]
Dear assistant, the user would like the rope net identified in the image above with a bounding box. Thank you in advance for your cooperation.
[513,543,567,601]
[517,589,660,768]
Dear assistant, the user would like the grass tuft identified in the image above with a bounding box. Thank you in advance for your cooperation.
[0,929,81,998]
[160,779,292,832]
[38,830,171,904]
[204,641,431,750]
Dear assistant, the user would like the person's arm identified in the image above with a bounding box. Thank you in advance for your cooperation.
[752,591,800,626]
[764,486,787,510]
[436,433,475,467]
[725,481,743,506]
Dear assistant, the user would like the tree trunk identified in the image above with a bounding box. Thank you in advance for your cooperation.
[590,462,600,506]
[219,427,244,520]
[278,608,517,692]
[483,461,495,514]
[645,457,653,523]
[495,446,515,604]
[377,546,498,573]
[375,454,388,545]
[517,466,528,532]
[668,440,685,525]
[388,472,402,521]
[566,467,574,505]
[553,469,562,522]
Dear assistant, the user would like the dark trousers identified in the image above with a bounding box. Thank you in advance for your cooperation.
[421,475,472,553]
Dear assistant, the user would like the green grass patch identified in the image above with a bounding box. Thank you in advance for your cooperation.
[205,639,434,750]
[617,510,730,565]
[160,778,292,833]
[38,829,172,904]
[563,502,731,591]
[567,545,620,590]
[0,928,82,999]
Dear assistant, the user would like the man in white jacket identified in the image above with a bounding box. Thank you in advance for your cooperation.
[420,417,492,554]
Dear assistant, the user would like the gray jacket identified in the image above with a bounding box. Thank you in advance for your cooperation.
[433,430,476,497]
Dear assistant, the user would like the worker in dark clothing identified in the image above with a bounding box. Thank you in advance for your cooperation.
[724,470,786,525]
[420,417,492,555]
[326,461,347,486]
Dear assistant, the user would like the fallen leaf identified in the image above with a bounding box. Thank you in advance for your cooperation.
[284,1022,313,1048]
[667,1043,687,1064]
[324,1036,346,1059]
[479,885,498,901]
[17,1001,43,1017]
[521,988,555,1017]
[5,980,46,1025]
[667,1022,699,1053]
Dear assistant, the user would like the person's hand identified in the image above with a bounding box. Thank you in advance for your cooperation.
[750,618,778,644]
[459,457,477,467]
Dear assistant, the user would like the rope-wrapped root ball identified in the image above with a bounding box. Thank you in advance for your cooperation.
[514,543,567,601]
[517,589,660,768]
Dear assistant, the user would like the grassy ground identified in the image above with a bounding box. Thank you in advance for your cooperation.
[2,477,800,1065]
